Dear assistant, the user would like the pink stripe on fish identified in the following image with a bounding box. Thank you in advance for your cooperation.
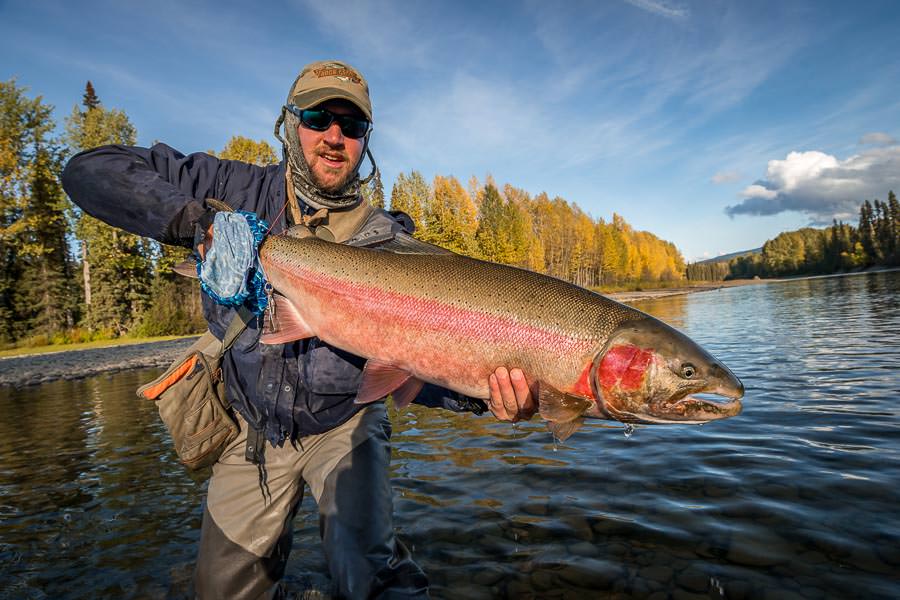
[274,262,591,354]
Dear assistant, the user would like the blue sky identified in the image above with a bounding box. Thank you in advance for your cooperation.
[3,0,898,261]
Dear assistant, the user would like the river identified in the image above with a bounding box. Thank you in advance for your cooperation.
[1,271,897,599]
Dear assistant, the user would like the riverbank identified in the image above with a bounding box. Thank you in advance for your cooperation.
[0,283,758,388]
[0,337,199,388]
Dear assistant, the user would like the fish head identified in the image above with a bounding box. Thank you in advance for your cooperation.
[586,318,743,424]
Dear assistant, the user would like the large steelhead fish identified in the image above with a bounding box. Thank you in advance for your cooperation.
[258,232,743,440]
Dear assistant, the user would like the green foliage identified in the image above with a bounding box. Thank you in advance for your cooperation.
[389,171,429,234]
[65,86,153,336]
[0,79,75,342]
[475,183,529,265]
[690,194,900,280]
[132,277,205,337]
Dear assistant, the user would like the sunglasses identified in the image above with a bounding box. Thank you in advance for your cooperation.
[285,104,371,139]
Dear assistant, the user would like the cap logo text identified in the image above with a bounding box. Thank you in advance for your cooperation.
[313,67,361,84]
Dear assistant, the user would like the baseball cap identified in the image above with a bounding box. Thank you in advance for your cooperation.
[288,60,372,122]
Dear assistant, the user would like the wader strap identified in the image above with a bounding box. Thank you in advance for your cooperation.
[218,305,267,467]
[223,305,255,351]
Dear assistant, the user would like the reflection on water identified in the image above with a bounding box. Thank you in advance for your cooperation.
[1,271,898,599]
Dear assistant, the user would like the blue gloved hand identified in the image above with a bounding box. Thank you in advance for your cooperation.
[197,211,270,314]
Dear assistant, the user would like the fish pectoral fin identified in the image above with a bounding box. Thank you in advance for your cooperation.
[259,294,315,344]
[355,360,416,405]
[547,418,585,442]
[172,258,199,279]
[538,383,593,422]
[390,377,425,411]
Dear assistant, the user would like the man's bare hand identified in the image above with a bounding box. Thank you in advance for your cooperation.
[488,367,537,422]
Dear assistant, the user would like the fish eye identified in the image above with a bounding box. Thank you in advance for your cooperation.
[681,363,696,379]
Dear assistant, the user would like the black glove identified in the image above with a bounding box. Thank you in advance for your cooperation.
[165,199,218,250]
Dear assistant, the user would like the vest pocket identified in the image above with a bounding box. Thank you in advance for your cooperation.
[304,339,366,413]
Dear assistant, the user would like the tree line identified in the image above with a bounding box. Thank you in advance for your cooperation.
[686,194,900,281]
[387,173,685,287]
[1,79,685,348]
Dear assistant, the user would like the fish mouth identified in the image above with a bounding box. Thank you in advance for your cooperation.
[602,385,743,425]
[652,389,743,423]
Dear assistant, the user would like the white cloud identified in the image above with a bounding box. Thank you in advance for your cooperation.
[726,147,900,221]
[711,170,741,184]
[623,0,689,21]
[859,132,896,146]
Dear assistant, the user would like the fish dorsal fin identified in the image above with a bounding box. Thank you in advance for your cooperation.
[538,383,593,440]
[391,377,425,410]
[356,360,416,405]
[547,418,585,442]
[259,293,315,344]
[373,232,454,255]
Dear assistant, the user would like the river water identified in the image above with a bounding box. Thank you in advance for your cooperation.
[1,271,897,599]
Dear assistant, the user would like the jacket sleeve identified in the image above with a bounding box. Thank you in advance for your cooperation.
[62,143,232,247]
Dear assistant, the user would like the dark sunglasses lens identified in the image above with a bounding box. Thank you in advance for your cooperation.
[300,109,333,131]
[337,116,369,138]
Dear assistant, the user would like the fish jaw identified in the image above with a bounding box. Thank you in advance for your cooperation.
[590,319,744,424]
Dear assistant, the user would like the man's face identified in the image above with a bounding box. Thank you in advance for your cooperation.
[298,99,367,193]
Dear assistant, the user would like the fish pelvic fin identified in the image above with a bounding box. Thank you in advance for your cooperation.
[391,377,425,410]
[547,418,585,442]
[538,383,593,441]
[259,293,315,344]
[356,359,421,406]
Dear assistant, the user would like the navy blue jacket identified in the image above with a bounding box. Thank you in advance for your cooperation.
[62,143,483,445]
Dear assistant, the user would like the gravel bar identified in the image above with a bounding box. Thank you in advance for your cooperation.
[0,337,200,388]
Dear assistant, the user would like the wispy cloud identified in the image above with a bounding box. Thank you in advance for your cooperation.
[859,132,896,146]
[726,147,900,222]
[623,0,689,21]
[711,171,741,184]
[295,0,433,68]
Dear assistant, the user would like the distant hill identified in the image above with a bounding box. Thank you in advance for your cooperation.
[694,248,761,265]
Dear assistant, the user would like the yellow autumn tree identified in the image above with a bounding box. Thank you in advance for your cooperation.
[216,136,278,166]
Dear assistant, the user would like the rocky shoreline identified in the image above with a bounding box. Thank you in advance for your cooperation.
[0,337,199,388]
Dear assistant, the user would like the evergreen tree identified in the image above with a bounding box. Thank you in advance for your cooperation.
[82,81,99,111]
[873,199,892,264]
[65,87,151,335]
[857,200,878,266]
[475,183,528,265]
[888,191,900,264]
[389,171,429,234]
[0,80,75,342]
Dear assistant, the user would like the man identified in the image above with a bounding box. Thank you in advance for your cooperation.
[62,60,534,599]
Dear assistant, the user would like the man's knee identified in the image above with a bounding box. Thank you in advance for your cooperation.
[195,507,291,600]
[318,434,428,599]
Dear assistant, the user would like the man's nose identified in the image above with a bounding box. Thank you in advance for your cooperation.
[322,122,344,145]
